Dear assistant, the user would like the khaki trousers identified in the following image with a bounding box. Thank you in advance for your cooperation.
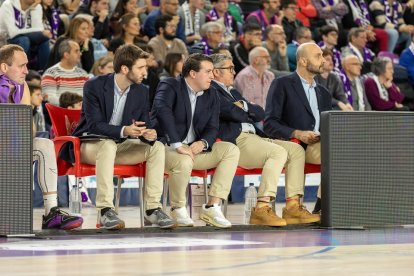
[165,141,240,208]
[80,139,165,210]
[236,133,305,199]
[305,142,321,198]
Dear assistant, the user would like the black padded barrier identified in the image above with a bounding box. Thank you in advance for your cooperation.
[321,111,414,227]
[0,104,33,235]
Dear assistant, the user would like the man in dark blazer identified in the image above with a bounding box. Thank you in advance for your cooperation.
[67,44,174,230]
[210,53,320,226]
[151,54,240,228]
[264,43,332,214]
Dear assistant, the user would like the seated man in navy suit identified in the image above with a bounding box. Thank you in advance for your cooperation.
[151,53,240,228]
[210,53,320,226]
[66,44,174,230]
[264,43,332,214]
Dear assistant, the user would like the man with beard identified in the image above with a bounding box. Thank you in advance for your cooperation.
[62,44,175,230]
[247,0,281,38]
[264,43,332,215]
[234,46,274,108]
[148,14,189,66]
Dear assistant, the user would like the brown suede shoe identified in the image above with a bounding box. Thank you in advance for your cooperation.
[249,206,287,227]
[282,205,321,225]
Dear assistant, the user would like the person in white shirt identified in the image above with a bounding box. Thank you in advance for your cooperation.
[0,0,51,71]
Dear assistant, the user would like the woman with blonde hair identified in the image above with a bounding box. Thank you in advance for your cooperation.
[90,56,114,76]
[47,17,95,72]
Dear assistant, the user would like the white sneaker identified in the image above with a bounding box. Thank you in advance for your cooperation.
[171,207,194,227]
[200,204,232,228]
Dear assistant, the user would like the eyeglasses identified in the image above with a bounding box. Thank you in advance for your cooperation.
[258,55,271,59]
[350,63,362,66]
[209,31,224,35]
[216,66,235,73]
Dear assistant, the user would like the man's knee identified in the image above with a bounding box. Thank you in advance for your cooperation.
[214,142,240,160]
[268,144,288,163]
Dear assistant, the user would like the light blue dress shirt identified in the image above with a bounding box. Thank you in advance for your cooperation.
[298,73,320,132]
[110,75,131,137]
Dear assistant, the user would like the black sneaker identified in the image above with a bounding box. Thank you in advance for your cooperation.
[42,207,83,230]
[99,209,125,230]
[144,208,175,229]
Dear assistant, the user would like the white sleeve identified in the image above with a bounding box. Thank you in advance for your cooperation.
[28,5,44,33]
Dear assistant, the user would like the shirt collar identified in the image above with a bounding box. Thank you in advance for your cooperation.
[114,74,130,96]
[213,80,230,92]
[184,79,204,96]
[297,72,316,89]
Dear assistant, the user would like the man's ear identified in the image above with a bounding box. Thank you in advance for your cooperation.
[189,70,197,79]
[120,65,129,75]
[0,62,8,73]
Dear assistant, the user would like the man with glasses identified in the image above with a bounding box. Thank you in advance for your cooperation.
[229,23,263,74]
[287,26,313,71]
[151,53,240,228]
[148,14,189,65]
[263,24,289,72]
[235,46,274,108]
[206,0,239,44]
[191,21,225,55]
[280,0,304,43]
[143,0,186,42]
[341,54,371,111]
[247,0,281,37]
[211,53,320,226]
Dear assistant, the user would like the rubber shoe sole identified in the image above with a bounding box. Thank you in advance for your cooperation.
[250,217,287,227]
[199,213,231,228]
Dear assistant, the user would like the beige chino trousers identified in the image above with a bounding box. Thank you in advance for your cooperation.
[236,132,306,199]
[305,142,321,198]
[80,139,165,210]
[165,141,240,208]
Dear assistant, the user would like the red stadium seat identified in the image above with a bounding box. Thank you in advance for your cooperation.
[45,103,147,228]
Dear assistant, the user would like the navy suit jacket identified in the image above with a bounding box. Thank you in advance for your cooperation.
[264,72,332,141]
[60,73,153,162]
[211,81,267,144]
[151,76,220,149]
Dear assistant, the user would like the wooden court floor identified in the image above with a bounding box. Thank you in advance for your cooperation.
[1,205,414,276]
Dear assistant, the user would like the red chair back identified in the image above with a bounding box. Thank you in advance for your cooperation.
[45,103,81,137]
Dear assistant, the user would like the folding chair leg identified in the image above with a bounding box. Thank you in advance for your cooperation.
[138,177,145,228]
[115,177,122,213]
[222,199,228,216]
[203,177,208,204]
[162,176,168,212]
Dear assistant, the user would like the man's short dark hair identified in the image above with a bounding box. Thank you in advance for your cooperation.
[28,83,42,96]
[113,44,150,73]
[319,25,338,37]
[321,48,333,58]
[26,70,41,82]
[243,23,261,34]
[155,14,174,35]
[0,44,25,66]
[182,53,213,77]
[59,91,83,108]
[280,0,297,9]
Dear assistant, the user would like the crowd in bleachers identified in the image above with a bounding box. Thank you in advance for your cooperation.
[1,0,414,230]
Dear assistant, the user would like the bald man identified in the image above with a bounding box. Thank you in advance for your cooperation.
[264,43,332,214]
[234,46,274,108]
[341,55,371,111]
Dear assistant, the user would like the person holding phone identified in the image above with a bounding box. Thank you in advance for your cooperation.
[264,42,332,215]
[61,44,175,230]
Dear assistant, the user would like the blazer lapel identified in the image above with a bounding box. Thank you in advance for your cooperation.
[213,82,234,102]
[180,77,192,130]
[104,74,115,122]
[292,73,313,116]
